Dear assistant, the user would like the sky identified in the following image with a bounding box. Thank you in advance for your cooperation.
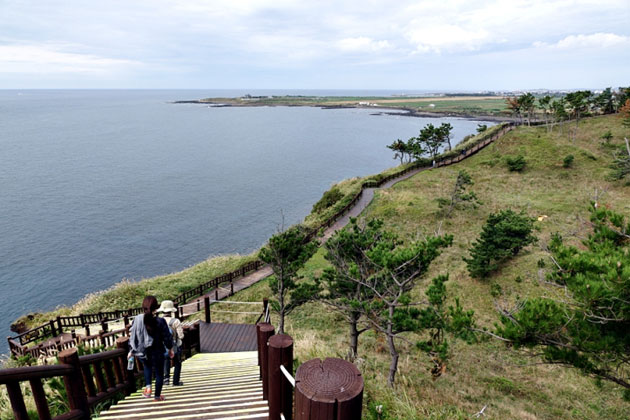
[0,0,628,90]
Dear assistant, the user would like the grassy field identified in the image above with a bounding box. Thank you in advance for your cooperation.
[197,95,509,116]
[200,114,630,419]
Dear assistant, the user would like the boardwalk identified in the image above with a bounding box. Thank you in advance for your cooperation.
[199,322,258,353]
[179,266,273,317]
[95,351,267,420]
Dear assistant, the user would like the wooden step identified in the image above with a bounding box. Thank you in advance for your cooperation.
[95,351,267,420]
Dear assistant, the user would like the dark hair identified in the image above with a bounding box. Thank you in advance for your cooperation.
[142,296,159,337]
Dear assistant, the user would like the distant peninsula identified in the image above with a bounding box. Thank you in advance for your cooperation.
[174,93,515,121]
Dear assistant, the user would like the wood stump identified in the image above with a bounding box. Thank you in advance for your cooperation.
[295,358,363,420]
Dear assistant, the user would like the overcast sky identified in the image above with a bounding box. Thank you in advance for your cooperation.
[1,0,628,90]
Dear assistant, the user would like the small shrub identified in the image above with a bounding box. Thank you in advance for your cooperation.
[464,209,537,279]
[601,130,613,143]
[490,282,503,297]
[312,186,344,213]
[506,155,526,172]
[562,154,574,168]
[515,275,523,283]
[580,150,597,160]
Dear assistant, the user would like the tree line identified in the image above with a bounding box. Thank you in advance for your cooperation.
[505,87,630,129]
[386,122,455,164]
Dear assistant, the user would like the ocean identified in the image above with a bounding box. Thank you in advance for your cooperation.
[0,89,494,347]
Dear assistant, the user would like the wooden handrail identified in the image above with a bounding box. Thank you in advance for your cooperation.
[0,339,141,420]
[0,364,74,384]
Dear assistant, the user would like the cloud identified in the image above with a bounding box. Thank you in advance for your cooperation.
[0,44,142,74]
[533,33,630,50]
[404,24,490,54]
[336,37,391,52]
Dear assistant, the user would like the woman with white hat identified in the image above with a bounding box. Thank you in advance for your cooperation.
[158,300,184,386]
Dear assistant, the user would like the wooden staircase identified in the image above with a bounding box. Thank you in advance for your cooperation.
[94,351,268,420]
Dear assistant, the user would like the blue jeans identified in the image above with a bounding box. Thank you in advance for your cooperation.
[164,348,182,385]
[141,348,165,398]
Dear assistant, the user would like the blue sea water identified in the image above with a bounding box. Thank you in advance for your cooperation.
[0,90,494,346]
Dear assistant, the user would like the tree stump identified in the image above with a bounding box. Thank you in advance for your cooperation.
[295,358,363,420]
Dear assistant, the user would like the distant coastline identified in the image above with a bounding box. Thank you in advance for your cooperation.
[173,95,514,122]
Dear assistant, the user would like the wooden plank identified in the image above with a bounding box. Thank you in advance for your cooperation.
[199,323,257,353]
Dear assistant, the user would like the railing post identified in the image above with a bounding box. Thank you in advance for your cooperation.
[58,348,90,420]
[101,318,108,333]
[116,337,136,395]
[197,299,201,312]
[268,334,293,420]
[29,378,52,420]
[123,314,129,328]
[56,316,62,334]
[215,289,219,301]
[257,323,275,399]
[230,281,234,296]
[5,381,29,420]
[294,358,363,420]
[85,324,91,337]
[49,319,56,337]
[204,296,211,324]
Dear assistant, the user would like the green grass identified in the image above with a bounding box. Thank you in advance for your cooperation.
[206,115,630,419]
[14,253,258,331]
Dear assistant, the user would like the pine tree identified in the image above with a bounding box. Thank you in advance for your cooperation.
[260,225,318,334]
[496,204,630,392]
[464,210,537,279]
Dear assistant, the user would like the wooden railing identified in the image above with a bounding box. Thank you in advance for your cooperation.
[172,260,264,306]
[194,296,269,325]
[8,259,264,358]
[256,323,364,420]
[0,336,141,420]
[8,122,515,360]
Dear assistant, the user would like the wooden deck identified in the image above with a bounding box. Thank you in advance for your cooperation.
[199,322,258,353]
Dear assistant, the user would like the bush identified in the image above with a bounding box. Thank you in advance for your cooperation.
[506,155,526,172]
[464,209,537,279]
[312,186,344,213]
[562,154,574,168]
[601,130,613,143]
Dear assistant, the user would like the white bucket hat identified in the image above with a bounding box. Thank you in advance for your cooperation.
[157,300,177,314]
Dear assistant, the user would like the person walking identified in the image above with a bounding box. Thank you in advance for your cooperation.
[158,300,184,386]
[129,296,174,401]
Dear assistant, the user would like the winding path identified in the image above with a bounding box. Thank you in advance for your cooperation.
[180,164,432,316]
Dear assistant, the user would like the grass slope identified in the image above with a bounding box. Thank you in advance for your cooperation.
[206,115,629,419]
[14,254,257,331]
